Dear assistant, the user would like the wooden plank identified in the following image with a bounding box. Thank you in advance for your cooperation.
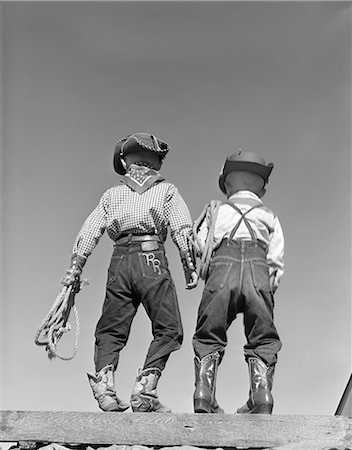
[0,411,351,449]
[270,443,350,450]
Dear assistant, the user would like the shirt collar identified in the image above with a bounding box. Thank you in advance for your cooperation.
[228,190,263,204]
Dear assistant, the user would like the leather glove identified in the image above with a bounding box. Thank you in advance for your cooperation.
[61,253,87,286]
[181,251,198,290]
[186,270,198,290]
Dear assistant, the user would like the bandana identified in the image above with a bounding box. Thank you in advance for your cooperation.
[122,164,164,194]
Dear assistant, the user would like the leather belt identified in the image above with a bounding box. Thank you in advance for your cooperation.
[224,239,267,249]
[115,234,162,245]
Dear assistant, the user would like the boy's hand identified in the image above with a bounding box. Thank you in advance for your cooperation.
[61,266,82,286]
[186,270,198,290]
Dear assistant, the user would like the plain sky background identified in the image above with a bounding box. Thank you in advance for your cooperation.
[1,2,351,416]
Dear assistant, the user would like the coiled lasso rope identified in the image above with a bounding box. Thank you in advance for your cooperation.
[34,278,87,360]
[192,200,222,280]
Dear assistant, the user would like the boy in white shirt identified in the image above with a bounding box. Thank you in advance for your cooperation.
[192,150,284,414]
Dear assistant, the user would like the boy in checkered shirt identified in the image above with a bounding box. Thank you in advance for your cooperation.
[62,133,198,413]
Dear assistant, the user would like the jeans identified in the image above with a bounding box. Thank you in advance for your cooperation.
[193,240,282,367]
[94,242,183,372]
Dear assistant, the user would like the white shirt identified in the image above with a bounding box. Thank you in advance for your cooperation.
[197,190,284,290]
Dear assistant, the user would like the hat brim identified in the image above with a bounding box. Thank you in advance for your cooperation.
[219,161,274,193]
[114,137,128,175]
[114,139,128,174]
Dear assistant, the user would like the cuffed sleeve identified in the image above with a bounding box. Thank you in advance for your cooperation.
[267,216,285,290]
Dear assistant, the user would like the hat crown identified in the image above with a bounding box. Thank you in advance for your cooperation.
[218,149,274,194]
[114,132,169,175]
[120,132,169,155]
[227,149,267,166]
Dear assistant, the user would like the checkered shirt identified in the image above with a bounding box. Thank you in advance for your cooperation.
[72,181,193,259]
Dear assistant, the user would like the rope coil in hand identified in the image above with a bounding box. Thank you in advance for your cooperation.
[34,278,86,360]
[192,200,222,280]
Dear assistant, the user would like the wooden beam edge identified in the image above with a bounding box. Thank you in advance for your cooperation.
[0,411,351,449]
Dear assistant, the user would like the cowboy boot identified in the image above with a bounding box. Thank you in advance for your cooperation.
[193,352,224,413]
[87,364,130,412]
[130,367,171,413]
[236,357,274,414]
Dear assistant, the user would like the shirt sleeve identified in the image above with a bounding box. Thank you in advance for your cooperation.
[267,215,285,290]
[196,219,209,254]
[195,201,223,255]
[72,190,110,259]
[164,184,193,253]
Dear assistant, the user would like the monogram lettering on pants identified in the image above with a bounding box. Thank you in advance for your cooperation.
[142,252,161,275]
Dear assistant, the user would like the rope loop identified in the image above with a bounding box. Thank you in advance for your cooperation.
[35,278,87,361]
[192,200,222,280]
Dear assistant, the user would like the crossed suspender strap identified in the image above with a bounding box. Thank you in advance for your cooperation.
[225,202,263,241]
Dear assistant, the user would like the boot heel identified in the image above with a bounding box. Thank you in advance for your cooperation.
[194,398,210,413]
[251,403,273,414]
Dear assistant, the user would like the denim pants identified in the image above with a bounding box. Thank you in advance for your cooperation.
[193,240,282,367]
[94,242,183,373]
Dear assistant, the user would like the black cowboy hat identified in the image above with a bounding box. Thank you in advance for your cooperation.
[218,150,274,193]
[113,132,170,175]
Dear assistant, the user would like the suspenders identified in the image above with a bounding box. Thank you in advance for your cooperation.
[225,202,263,242]
[224,202,264,291]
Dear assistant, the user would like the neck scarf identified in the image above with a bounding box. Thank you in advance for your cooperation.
[122,164,164,194]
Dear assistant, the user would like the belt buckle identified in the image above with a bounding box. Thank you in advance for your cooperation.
[141,241,159,251]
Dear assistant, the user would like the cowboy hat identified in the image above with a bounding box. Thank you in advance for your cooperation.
[113,132,170,175]
[218,150,274,193]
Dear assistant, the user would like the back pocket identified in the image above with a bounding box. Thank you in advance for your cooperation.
[250,260,271,292]
[205,262,233,292]
[139,250,167,280]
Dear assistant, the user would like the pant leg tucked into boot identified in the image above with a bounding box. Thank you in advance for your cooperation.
[236,358,274,414]
[130,367,171,413]
[193,352,224,414]
[87,364,130,412]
